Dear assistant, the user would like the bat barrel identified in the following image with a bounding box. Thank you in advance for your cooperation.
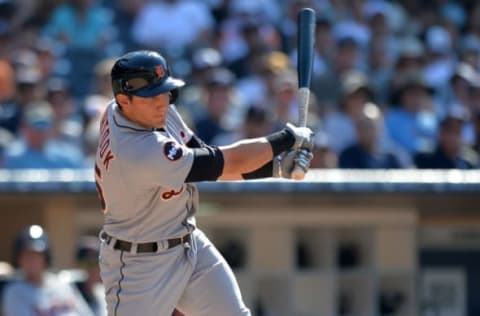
[297,8,316,89]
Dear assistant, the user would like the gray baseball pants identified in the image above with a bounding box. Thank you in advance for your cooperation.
[99,229,251,316]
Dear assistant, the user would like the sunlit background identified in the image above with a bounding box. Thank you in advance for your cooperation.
[1,1,480,315]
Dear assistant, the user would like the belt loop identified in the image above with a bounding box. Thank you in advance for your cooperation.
[157,240,167,253]
[130,243,138,254]
[99,230,106,244]
[108,237,117,251]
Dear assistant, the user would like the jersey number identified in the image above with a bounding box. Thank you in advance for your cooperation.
[95,164,107,213]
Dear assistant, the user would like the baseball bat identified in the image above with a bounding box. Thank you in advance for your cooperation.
[291,7,316,180]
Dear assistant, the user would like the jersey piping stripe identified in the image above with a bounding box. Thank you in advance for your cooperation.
[112,115,166,133]
[114,251,126,316]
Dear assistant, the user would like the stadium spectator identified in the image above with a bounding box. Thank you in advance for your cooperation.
[193,67,239,144]
[392,36,426,80]
[311,36,363,110]
[269,69,300,129]
[2,63,44,135]
[2,225,93,316]
[414,106,478,169]
[339,102,404,169]
[323,70,375,154]
[4,102,84,169]
[385,71,438,154]
[236,50,290,108]
[446,63,478,112]
[178,47,224,121]
[46,77,84,146]
[74,236,107,316]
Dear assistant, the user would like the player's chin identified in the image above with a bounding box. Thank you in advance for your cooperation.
[152,117,166,127]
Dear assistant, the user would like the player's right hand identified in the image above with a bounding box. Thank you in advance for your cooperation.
[273,149,313,179]
[285,122,314,150]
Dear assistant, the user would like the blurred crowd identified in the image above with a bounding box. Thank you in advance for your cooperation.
[0,0,480,169]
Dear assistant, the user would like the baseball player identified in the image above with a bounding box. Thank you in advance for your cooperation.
[2,225,94,316]
[95,50,313,316]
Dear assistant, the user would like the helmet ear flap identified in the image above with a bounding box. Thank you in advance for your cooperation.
[169,89,179,104]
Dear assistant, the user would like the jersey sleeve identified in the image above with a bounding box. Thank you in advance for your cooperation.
[167,105,195,143]
[121,132,194,191]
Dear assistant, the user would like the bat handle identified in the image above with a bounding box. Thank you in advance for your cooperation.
[297,87,310,128]
[291,88,311,180]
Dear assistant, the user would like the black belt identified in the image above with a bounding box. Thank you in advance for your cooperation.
[101,231,191,253]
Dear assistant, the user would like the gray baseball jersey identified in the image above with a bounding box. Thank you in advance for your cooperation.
[96,100,251,316]
[95,100,198,242]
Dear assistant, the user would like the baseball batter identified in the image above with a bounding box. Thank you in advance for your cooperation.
[95,50,313,316]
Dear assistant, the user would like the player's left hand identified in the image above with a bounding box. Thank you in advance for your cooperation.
[285,122,314,150]
[273,149,313,179]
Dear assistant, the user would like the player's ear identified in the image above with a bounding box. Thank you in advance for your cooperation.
[116,94,131,107]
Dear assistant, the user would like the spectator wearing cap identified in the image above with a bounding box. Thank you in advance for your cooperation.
[385,71,438,154]
[193,68,239,144]
[446,63,479,113]
[460,35,480,71]
[323,70,376,154]
[393,37,425,76]
[4,102,84,169]
[414,106,478,168]
[2,63,45,136]
[269,69,301,129]
[82,58,116,167]
[46,77,84,146]
[228,21,281,79]
[311,36,363,110]
[177,47,223,122]
[339,102,404,169]
[83,57,116,119]
[236,50,290,107]
[74,236,107,316]
[15,66,44,105]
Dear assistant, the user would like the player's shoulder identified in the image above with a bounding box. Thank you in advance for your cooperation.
[117,129,174,161]
[2,278,30,298]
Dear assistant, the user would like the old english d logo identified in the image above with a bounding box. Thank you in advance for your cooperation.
[155,65,165,78]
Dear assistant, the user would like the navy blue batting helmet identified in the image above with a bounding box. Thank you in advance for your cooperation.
[13,225,51,266]
[111,50,185,98]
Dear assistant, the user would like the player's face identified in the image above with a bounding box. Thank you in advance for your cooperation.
[19,250,46,283]
[121,93,170,129]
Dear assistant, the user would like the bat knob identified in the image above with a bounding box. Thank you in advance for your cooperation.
[291,167,306,180]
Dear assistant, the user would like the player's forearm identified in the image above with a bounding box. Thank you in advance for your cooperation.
[218,138,273,180]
